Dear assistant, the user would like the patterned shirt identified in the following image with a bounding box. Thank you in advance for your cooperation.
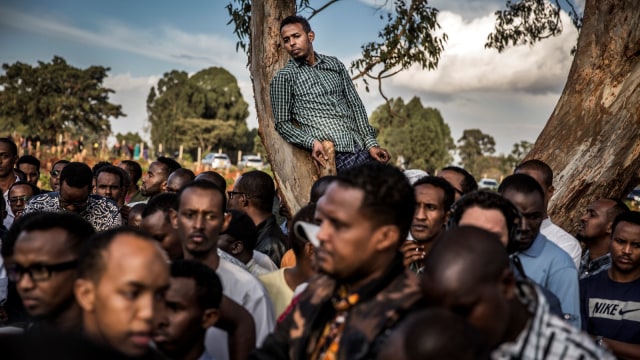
[492,282,614,360]
[270,52,378,153]
[579,250,611,280]
[23,192,122,232]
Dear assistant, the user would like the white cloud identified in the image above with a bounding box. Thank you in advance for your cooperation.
[390,10,578,96]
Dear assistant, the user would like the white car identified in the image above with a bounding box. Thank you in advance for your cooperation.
[203,153,231,169]
[244,155,264,170]
[478,178,499,191]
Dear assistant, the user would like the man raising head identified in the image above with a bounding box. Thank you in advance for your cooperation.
[437,165,477,201]
[74,228,170,358]
[422,226,612,359]
[49,159,70,193]
[577,198,629,279]
[140,156,182,200]
[253,163,422,359]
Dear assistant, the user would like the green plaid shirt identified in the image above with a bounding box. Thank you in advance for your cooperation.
[270,52,379,153]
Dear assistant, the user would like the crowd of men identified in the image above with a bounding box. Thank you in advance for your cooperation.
[1,135,638,360]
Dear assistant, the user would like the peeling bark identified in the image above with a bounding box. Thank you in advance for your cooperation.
[527,0,640,232]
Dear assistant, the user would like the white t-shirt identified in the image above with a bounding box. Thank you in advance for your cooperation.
[540,218,582,268]
[205,258,275,360]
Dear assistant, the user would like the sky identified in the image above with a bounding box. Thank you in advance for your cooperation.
[0,0,581,155]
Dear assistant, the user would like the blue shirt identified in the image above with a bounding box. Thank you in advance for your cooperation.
[516,233,581,328]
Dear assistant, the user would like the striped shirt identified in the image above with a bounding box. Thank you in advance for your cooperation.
[492,282,614,360]
[270,52,378,153]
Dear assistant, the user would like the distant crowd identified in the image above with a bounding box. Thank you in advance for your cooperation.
[0,136,638,359]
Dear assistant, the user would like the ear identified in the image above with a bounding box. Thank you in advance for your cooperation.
[230,241,244,255]
[221,212,231,233]
[606,220,614,235]
[308,30,315,42]
[160,180,168,192]
[303,242,315,256]
[74,278,96,312]
[499,268,517,301]
[374,225,400,251]
[443,211,451,228]
[548,185,555,199]
[169,208,179,230]
[202,308,220,329]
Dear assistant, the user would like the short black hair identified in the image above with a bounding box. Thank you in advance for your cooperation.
[310,176,338,204]
[9,181,39,197]
[195,171,227,191]
[336,163,415,241]
[142,192,178,219]
[91,161,113,176]
[60,162,94,189]
[0,137,18,157]
[280,15,312,33]
[16,155,40,170]
[448,190,521,253]
[290,203,317,257]
[498,173,544,200]
[515,159,553,188]
[413,176,456,213]
[78,227,157,282]
[221,209,258,250]
[236,171,275,213]
[95,165,125,189]
[156,156,182,176]
[611,211,640,234]
[178,180,227,214]
[605,198,630,223]
[441,166,478,194]
[170,259,223,310]
[17,212,95,257]
[52,159,71,169]
[120,160,143,184]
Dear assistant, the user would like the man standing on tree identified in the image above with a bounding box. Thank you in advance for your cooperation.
[270,15,390,172]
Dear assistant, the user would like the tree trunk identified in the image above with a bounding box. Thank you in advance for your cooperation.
[527,0,640,232]
[250,0,315,216]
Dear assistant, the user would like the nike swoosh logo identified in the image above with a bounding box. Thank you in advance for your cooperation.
[618,308,640,315]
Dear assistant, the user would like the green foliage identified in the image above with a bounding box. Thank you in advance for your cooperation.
[146,67,251,156]
[0,56,124,143]
[457,129,497,176]
[370,97,454,172]
[486,0,582,53]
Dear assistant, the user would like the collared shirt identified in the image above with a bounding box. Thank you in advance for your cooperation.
[270,52,378,153]
[22,192,122,232]
[492,282,614,359]
[540,217,582,268]
[579,250,611,280]
[515,233,581,328]
[2,174,20,229]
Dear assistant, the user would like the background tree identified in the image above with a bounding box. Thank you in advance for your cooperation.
[369,97,453,172]
[457,129,496,177]
[146,67,250,159]
[0,56,124,143]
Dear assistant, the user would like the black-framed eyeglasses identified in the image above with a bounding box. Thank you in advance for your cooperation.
[227,191,248,200]
[50,169,61,178]
[9,195,32,205]
[7,260,79,282]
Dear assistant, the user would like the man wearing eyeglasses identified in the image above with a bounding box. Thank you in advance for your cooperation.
[23,162,121,232]
[9,212,95,332]
[8,181,38,220]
